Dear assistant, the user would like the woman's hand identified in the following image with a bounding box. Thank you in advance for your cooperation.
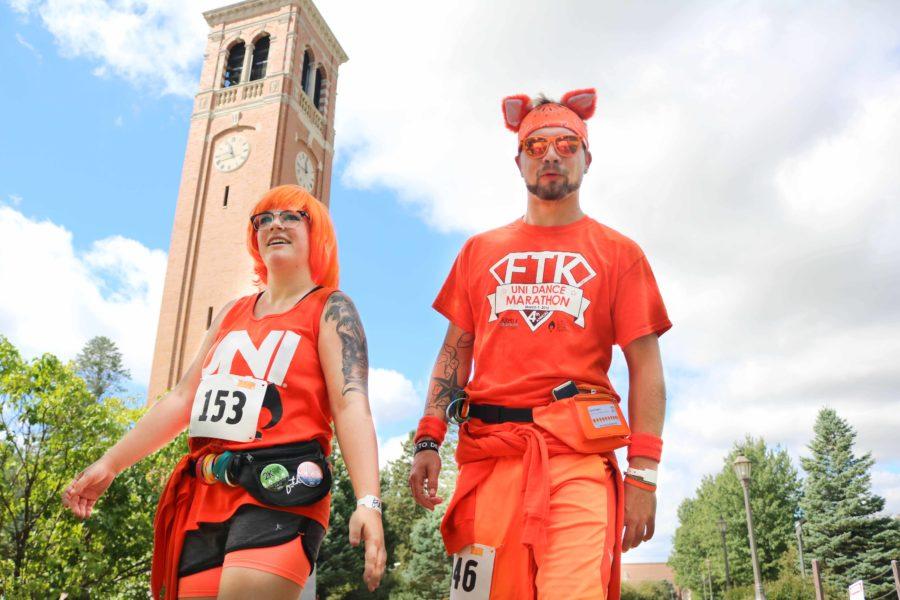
[61,458,118,520]
[348,505,386,591]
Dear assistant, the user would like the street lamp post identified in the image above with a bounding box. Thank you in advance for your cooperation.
[718,516,732,589]
[733,455,766,600]
[795,520,806,577]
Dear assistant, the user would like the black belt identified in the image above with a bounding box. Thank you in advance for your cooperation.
[467,403,534,423]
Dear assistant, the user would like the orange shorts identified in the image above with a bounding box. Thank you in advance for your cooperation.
[459,452,616,599]
[177,535,310,598]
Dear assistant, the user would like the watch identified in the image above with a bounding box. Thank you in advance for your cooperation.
[625,466,658,485]
[356,494,383,514]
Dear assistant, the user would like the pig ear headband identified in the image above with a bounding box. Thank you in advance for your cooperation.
[502,88,597,133]
[560,88,596,121]
[502,94,532,132]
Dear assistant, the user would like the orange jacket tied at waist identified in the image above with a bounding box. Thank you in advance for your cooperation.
[440,409,625,600]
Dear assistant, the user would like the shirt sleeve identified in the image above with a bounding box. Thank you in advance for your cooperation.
[612,255,672,348]
[432,242,475,334]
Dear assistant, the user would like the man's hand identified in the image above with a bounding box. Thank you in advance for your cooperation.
[348,506,386,591]
[622,482,656,551]
[408,448,443,510]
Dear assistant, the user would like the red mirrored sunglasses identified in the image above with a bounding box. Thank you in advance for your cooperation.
[519,134,583,159]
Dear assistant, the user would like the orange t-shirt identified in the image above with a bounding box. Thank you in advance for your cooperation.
[187,287,336,529]
[434,216,671,408]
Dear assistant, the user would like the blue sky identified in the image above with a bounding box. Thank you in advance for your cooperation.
[2,0,899,564]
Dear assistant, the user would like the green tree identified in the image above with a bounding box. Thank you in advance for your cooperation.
[621,580,676,600]
[669,437,801,596]
[386,430,457,599]
[316,445,397,599]
[799,408,900,597]
[318,430,458,599]
[74,335,131,399]
[0,335,182,598]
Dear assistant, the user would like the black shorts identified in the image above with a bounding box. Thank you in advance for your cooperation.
[178,504,325,578]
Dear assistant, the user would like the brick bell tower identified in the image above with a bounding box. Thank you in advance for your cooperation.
[147,0,347,402]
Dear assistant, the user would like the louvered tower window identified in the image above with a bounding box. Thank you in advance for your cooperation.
[249,35,270,81]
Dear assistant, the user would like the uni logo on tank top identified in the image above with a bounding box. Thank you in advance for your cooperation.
[202,330,302,385]
[488,252,596,332]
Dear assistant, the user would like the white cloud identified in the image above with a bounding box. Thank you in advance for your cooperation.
[114,115,123,127]
[8,0,35,14]
[368,367,420,429]
[14,32,42,62]
[872,470,900,517]
[0,205,166,386]
[10,0,219,96]
[378,433,407,469]
[6,195,23,206]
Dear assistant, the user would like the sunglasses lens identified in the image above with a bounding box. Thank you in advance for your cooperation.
[556,137,581,157]
[524,138,548,158]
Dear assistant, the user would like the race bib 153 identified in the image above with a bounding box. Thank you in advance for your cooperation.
[189,373,267,442]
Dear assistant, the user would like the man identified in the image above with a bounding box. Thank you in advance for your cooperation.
[408,88,671,599]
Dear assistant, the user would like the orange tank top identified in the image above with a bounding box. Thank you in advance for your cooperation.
[186,286,336,528]
[193,286,335,455]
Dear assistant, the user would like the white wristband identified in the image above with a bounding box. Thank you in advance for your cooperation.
[356,494,383,514]
[626,467,658,485]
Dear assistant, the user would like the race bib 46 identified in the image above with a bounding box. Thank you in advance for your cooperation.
[450,544,495,600]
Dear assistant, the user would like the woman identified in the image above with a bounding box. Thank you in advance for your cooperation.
[63,185,386,599]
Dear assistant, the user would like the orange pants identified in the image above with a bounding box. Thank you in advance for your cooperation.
[177,536,310,598]
[465,453,616,599]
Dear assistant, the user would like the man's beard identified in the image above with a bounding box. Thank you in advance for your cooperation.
[526,176,581,201]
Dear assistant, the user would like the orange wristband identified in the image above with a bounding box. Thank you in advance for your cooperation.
[624,476,657,492]
[415,416,447,445]
[627,432,663,463]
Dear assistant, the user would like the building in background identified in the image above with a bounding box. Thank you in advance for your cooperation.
[622,562,688,599]
[148,0,347,402]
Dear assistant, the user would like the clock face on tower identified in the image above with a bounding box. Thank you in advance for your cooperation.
[295,150,317,191]
[213,134,250,172]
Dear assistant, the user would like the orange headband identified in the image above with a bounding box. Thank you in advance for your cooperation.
[502,88,597,147]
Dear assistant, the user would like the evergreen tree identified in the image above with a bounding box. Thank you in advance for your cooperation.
[74,336,131,399]
[670,437,801,595]
[316,428,459,598]
[389,431,457,599]
[316,446,394,599]
[799,408,900,597]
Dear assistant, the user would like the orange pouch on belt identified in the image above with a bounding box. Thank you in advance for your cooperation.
[533,393,631,454]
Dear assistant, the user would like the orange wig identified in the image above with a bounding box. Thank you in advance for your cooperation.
[246,185,339,288]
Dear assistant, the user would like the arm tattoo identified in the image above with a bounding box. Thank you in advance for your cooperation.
[428,331,473,412]
[323,292,369,397]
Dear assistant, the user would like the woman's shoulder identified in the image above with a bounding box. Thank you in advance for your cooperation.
[318,288,364,326]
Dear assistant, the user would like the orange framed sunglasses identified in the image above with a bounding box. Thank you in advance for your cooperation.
[519,134,583,159]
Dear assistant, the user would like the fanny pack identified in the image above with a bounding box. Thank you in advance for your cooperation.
[533,392,631,454]
[192,440,332,507]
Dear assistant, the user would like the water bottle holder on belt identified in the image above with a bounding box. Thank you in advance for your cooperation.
[191,440,332,508]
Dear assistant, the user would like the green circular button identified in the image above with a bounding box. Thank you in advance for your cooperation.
[259,463,290,491]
